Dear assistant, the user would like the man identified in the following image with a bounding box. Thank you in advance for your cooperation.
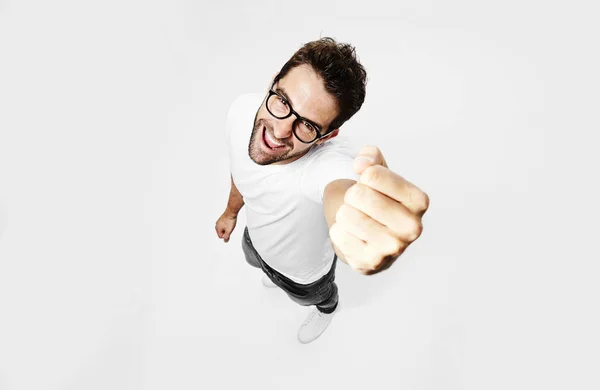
[215,38,429,344]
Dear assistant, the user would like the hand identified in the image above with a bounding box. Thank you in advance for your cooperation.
[215,211,238,243]
[329,145,429,275]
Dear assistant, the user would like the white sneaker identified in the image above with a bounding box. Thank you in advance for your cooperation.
[262,274,277,288]
[297,305,338,344]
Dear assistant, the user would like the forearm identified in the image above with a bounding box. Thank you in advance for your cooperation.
[323,179,356,265]
[225,174,244,217]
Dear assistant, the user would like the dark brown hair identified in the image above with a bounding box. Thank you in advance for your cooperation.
[273,37,367,134]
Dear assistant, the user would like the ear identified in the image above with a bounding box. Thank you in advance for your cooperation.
[315,128,339,145]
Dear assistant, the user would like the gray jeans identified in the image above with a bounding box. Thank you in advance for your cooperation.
[241,226,339,314]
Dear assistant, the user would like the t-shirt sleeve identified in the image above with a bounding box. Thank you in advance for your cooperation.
[301,138,362,204]
[224,94,250,166]
[224,98,235,169]
[225,95,242,144]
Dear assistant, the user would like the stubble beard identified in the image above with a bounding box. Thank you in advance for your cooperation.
[248,116,298,166]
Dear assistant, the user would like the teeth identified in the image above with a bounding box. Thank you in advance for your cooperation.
[265,129,284,147]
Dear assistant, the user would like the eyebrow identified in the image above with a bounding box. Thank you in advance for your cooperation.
[275,86,325,130]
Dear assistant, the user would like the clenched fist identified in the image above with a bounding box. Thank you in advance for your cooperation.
[329,145,429,275]
[215,212,238,243]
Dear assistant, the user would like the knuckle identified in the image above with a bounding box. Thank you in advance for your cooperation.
[407,219,423,241]
[362,165,382,185]
[362,145,379,156]
[329,223,339,239]
[344,183,363,204]
[367,254,381,271]
[335,204,350,223]
[420,192,430,212]
[389,237,403,255]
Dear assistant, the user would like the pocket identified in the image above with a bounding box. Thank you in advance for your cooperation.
[285,284,312,298]
[243,227,253,245]
[314,281,331,297]
[285,277,329,299]
[242,241,261,269]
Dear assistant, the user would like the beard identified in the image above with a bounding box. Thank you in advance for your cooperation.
[248,112,309,166]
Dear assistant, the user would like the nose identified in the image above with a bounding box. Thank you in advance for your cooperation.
[272,116,295,140]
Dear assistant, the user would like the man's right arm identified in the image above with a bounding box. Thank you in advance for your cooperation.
[225,174,244,217]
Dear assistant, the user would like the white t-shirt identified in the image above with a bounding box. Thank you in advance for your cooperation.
[225,93,361,284]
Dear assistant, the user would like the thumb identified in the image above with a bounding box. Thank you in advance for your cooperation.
[353,145,388,174]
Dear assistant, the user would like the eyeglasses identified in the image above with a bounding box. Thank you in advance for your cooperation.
[265,82,327,144]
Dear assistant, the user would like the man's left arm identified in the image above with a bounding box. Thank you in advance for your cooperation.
[323,145,430,275]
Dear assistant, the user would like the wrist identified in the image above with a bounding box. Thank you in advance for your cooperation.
[224,209,238,219]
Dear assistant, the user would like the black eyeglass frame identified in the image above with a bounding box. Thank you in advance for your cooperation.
[265,81,332,144]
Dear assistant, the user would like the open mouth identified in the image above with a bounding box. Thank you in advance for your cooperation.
[262,126,286,150]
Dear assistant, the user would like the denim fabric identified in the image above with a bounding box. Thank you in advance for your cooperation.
[241,226,339,314]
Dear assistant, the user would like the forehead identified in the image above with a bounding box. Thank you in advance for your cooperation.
[275,64,338,129]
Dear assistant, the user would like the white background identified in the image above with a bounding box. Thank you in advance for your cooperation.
[1,0,599,389]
